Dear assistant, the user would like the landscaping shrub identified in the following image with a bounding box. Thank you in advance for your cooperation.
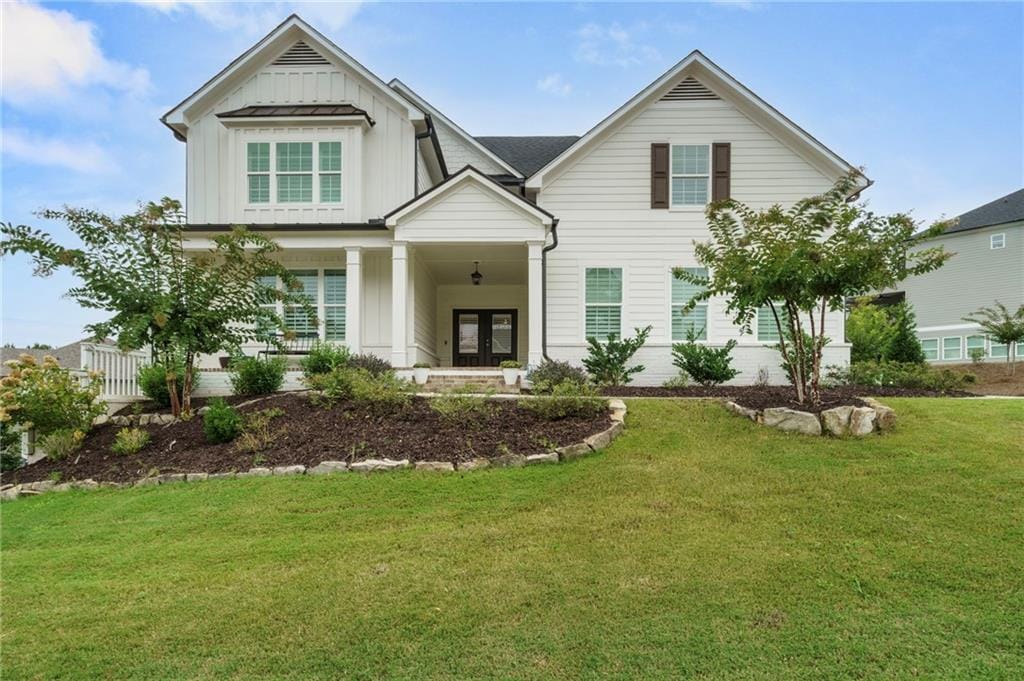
[203,398,242,444]
[827,361,975,392]
[301,342,350,377]
[499,360,522,369]
[522,381,605,421]
[969,347,986,364]
[847,302,897,363]
[0,354,105,437]
[671,332,739,386]
[235,408,286,454]
[527,359,589,394]
[349,370,412,414]
[347,353,392,377]
[307,366,359,403]
[887,302,926,364]
[583,326,652,386]
[111,427,150,456]
[0,425,22,472]
[431,386,493,425]
[138,361,199,408]
[662,374,690,389]
[229,356,286,396]
[39,428,85,461]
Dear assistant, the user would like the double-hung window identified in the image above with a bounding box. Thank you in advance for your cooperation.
[319,142,342,203]
[941,336,962,361]
[672,267,708,341]
[256,274,279,340]
[284,269,319,336]
[920,338,939,361]
[966,335,986,359]
[989,338,1009,358]
[247,143,270,203]
[585,267,623,341]
[277,143,313,203]
[757,304,787,342]
[670,144,710,206]
[323,270,346,341]
[991,233,1006,249]
[259,269,347,341]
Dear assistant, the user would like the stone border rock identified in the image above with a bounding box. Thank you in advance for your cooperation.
[0,400,628,502]
[723,397,895,437]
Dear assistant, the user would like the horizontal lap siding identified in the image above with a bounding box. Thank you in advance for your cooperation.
[539,98,847,385]
[412,254,438,361]
[396,183,544,242]
[434,119,506,175]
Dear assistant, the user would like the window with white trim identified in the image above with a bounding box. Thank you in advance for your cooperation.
[256,274,278,340]
[247,143,270,203]
[585,267,622,340]
[920,338,939,361]
[246,141,343,205]
[319,142,342,203]
[989,338,1009,358]
[757,304,787,342]
[941,336,962,361]
[990,233,1006,249]
[670,144,710,206]
[672,267,708,341]
[257,269,347,342]
[966,335,986,359]
[277,143,313,203]
[323,270,346,341]
[284,269,318,335]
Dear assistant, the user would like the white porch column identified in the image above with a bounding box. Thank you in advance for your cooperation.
[391,242,409,367]
[527,241,544,367]
[345,247,362,354]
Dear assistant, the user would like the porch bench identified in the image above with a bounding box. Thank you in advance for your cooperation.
[258,332,320,358]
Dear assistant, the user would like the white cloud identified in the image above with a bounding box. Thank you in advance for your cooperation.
[2,129,118,174]
[0,1,150,104]
[537,73,572,97]
[134,1,363,34]
[574,22,660,67]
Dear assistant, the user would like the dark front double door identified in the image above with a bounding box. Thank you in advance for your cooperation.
[452,309,517,367]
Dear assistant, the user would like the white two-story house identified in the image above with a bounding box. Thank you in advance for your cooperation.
[163,15,867,385]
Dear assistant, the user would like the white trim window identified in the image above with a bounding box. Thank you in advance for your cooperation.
[670,144,710,206]
[941,336,962,361]
[246,141,342,205]
[989,338,1009,358]
[322,269,347,341]
[757,304,787,342]
[990,233,1006,249]
[277,142,314,203]
[672,267,708,341]
[319,142,342,203]
[920,338,939,361]
[247,143,271,203]
[965,335,986,359]
[585,267,623,341]
[259,269,347,342]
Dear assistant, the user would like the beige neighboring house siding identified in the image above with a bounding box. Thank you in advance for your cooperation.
[538,96,847,385]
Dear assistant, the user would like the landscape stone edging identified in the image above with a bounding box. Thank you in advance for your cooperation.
[723,397,895,437]
[0,400,628,502]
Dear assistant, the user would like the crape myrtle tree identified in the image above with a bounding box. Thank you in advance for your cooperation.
[1,198,313,416]
[963,302,1024,375]
[674,173,952,405]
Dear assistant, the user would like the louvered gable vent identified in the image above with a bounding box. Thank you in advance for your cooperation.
[660,76,719,102]
[272,41,330,66]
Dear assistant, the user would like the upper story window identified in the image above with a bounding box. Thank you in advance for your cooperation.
[246,141,342,205]
[990,233,1006,249]
[585,267,623,341]
[672,267,708,341]
[671,144,709,206]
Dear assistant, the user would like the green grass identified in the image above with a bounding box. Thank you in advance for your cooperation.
[3,398,1023,680]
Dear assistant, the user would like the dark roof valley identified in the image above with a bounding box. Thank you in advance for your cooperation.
[475,136,580,177]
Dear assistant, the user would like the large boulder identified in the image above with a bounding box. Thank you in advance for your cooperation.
[762,408,822,436]
[861,398,897,432]
[724,401,759,422]
[820,406,854,437]
[849,407,877,436]
[309,461,348,475]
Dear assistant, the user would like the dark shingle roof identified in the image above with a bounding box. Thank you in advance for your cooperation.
[946,188,1024,234]
[474,136,580,177]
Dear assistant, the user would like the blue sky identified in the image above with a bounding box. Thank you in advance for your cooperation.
[2,0,1022,346]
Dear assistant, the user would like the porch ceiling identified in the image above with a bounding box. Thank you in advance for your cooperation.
[415,244,527,285]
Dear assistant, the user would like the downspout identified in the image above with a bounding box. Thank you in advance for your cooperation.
[541,218,559,362]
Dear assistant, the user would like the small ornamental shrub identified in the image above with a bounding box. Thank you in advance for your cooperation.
[826,361,974,392]
[1,425,22,472]
[887,302,926,364]
[138,361,200,408]
[671,332,740,387]
[499,360,522,369]
[203,398,242,444]
[39,428,85,461]
[522,381,605,421]
[527,360,589,394]
[583,326,652,386]
[301,342,351,377]
[431,387,493,425]
[111,427,150,456]
[0,354,105,436]
[229,356,286,396]
[307,366,359,404]
[347,353,392,377]
[235,407,286,454]
[969,347,986,364]
[349,370,412,414]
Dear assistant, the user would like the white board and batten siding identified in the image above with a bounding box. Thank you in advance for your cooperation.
[185,61,416,224]
[539,96,848,385]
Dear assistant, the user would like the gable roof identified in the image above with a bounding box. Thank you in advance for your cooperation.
[945,188,1024,235]
[388,79,523,178]
[384,165,554,227]
[475,137,581,177]
[161,14,422,138]
[524,50,867,192]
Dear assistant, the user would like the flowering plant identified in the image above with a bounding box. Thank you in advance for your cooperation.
[0,354,106,436]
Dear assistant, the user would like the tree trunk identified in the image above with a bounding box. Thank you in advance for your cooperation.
[181,354,195,416]
[770,303,804,404]
[165,369,181,418]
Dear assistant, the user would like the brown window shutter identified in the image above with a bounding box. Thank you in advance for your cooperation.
[712,142,731,201]
[651,143,669,209]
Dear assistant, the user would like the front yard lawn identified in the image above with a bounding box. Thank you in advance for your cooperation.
[3,398,1022,679]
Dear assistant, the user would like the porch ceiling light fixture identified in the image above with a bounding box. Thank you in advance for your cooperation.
[470,261,482,286]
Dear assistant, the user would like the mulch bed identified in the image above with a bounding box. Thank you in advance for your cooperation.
[13,393,610,485]
[599,384,974,414]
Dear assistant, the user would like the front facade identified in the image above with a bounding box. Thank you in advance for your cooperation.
[164,15,866,385]
[897,189,1024,363]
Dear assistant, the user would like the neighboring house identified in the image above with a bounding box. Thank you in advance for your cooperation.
[896,188,1024,364]
[162,14,867,385]
[0,338,113,376]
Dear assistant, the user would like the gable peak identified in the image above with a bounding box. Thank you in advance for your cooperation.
[272,40,330,67]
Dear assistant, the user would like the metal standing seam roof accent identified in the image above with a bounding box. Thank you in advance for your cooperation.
[216,104,375,125]
[473,136,581,177]
[944,188,1024,235]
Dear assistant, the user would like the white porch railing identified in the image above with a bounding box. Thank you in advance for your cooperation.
[80,343,149,399]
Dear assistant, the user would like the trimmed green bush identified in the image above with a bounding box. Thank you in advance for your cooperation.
[300,342,351,377]
[430,387,493,425]
[583,326,651,386]
[349,370,412,414]
[111,427,150,456]
[202,398,242,444]
[138,361,200,408]
[347,353,392,377]
[0,425,22,472]
[827,361,974,392]
[527,359,589,394]
[229,356,286,396]
[499,360,522,369]
[522,381,605,421]
[671,332,739,387]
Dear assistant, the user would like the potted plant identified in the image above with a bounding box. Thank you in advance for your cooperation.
[412,362,431,385]
[499,360,522,386]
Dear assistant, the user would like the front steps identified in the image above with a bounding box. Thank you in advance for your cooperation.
[418,369,520,394]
